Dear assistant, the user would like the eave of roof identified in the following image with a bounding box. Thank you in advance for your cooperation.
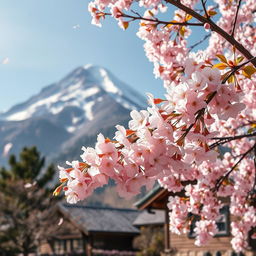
[134,183,188,210]
[134,185,165,210]
[133,209,165,226]
[58,203,89,236]
[58,203,140,235]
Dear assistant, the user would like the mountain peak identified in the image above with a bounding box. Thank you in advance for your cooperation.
[0,66,146,167]
[57,65,124,95]
[1,65,146,124]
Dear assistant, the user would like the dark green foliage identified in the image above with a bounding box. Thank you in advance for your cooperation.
[0,146,60,255]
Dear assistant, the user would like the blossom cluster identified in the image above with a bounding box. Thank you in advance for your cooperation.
[56,0,256,252]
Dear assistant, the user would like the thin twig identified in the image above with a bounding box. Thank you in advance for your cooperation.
[222,56,256,84]
[105,12,204,26]
[201,0,210,20]
[210,132,256,149]
[165,0,256,67]
[231,0,242,37]
[189,34,210,51]
[176,91,217,144]
[215,144,255,191]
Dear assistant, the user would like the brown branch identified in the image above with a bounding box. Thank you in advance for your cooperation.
[222,56,256,83]
[210,132,256,149]
[189,34,210,51]
[176,91,217,143]
[165,0,256,67]
[175,56,255,143]
[212,132,256,141]
[201,0,210,20]
[215,144,255,191]
[106,12,204,26]
[231,0,242,37]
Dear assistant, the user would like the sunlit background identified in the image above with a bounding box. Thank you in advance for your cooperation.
[0,0,166,112]
[0,0,210,113]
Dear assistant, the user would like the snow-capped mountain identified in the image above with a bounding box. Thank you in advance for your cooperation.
[1,65,145,131]
[0,65,146,166]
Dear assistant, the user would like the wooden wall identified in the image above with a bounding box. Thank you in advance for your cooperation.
[169,233,255,256]
[171,233,231,252]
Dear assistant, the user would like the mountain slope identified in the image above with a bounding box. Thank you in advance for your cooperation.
[1,65,145,124]
[0,65,146,167]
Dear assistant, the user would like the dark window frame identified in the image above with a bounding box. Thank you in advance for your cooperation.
[188,205,230,239]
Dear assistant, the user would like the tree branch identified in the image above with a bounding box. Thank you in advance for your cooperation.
[222,56,256,83]
[231,0,242,37]
[210,131,256,149]
[215,144,255,191]
[165,0,256,67]
[201,0,210,20]
[176,91,217,144]
[106,12,204,27]
[189,34,210,51]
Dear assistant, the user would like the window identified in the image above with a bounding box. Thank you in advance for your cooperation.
[53,239,66,254]
[215,205,229,236]
[53,238,84,254]
[73,238,84,252]
[203,252,212,256]
[188,205,230,238]
[216,251,222,256]
[231,252,245,256]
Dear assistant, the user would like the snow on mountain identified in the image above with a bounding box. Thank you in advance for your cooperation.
[1,65,146,132]
[0,65,146,166]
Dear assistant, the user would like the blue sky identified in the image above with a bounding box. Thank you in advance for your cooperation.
[0,0,206,112]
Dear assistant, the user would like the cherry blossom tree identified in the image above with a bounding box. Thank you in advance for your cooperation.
[54,0,256,252]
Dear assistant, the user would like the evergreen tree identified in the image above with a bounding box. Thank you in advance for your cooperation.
[0,146,60,256]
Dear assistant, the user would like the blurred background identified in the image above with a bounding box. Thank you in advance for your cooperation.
[0,0,164,206]
[0,2,213,255]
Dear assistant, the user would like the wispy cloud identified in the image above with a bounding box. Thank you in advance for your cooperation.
[2,57,9,64]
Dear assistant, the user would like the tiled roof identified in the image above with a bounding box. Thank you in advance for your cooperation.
[133,209,165,226]
[58,203,140,234]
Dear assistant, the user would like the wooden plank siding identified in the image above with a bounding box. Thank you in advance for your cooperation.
[171,233,232,251]
[169,233,256,256]
[136,187,256,256]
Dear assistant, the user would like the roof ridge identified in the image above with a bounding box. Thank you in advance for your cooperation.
[62,203,139,212]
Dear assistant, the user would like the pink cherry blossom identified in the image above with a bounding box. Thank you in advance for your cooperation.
[56,0,256,252]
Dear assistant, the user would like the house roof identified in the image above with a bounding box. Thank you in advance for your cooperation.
[135,182,192,210]
[58,203,140,235]
[134,185,169,210]
[133,209,165,227]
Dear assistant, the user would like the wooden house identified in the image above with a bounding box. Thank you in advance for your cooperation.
[134,185,256,256]
[39,203,140,256]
